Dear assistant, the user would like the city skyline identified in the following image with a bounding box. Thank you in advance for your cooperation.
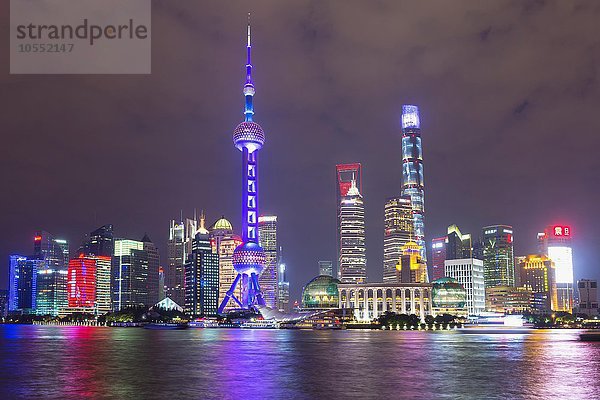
[1,2,599,303]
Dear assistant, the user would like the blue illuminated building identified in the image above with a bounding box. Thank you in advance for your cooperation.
[8,255,41,314]
[401,105,427,265]
[218,17,267,313]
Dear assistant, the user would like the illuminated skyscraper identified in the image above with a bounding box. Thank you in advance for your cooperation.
[8,255,41,314]
[431,225,473,281]
[277,262,290,312]
[210,217,242,312]
[518,254,557,313]
[482,225,515,289]
[219,18,268,312]
[112,239,150,311]
[66,254,111,315]
[167,217,196,306]
[383,196,413,281]
[318,260,333,277]
[445,258,485,316]
[336,163,362,276]
[400,105,426,262]
[431,236,447,281]
[538,225,574,312]
[185,216,220,317]
[258,215,278,309]
[33,231,69,316]
[338,179,367,283]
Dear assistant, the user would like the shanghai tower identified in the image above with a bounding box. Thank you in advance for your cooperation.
[218,16,266,312]
[400,105,427,264]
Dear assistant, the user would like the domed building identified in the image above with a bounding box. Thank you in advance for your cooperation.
[302,275,341,310]
[210,216,233,234]
[431,277,467,316]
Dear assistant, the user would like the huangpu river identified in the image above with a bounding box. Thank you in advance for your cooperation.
[0,326,599,399]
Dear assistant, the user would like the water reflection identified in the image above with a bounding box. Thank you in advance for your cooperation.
[0,326,598,399]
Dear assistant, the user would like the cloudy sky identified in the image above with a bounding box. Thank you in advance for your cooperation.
[1,0,599,301]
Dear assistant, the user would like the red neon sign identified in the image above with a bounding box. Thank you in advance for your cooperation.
[552,225,571,237]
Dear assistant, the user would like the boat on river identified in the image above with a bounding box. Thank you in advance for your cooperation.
[460,313,534,334]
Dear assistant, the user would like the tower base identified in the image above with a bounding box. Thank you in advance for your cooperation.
[218,272,265,313]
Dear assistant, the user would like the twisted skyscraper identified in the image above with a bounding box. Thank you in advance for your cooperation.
[400,105,427,265]
[218,17,266,312]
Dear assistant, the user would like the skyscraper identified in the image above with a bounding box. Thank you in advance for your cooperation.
[166,219,193,306]
[538,225,574,312]
[112,239,150,311]
[445,258,485,316]
[336,163,362,276]
[258,215,278,309]
[518,254,557,313]
[338,179,367,283]
[383,196,414,281]
[67,256,96,311]
[482,225,515,289]
[219,19,268,312]
[431,225,473,281]
[277,262,290,312]
[210,217,242,312]
[142,234,160,306]
[66,254,111,315]
[84,224,114,257]
[33,232,69,316]
[318,260,333,277]
[431,236,447,281]
[8,255,41,314]
[400,105,426,262]
[185,216,220,317]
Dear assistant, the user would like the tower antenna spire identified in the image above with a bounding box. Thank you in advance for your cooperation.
[243,12,255,122]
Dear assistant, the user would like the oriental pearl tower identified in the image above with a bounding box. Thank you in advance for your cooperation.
[218,15,267,313]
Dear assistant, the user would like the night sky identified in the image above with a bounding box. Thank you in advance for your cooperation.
[1,1,599,302]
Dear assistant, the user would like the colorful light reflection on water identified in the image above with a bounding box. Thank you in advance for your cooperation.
[0,326,598,399]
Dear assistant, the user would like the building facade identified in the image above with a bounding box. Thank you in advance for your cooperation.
[486,286,532,314]
[338,179,367,283]
[482,225,515,292]
[444,258,485,316]
[383,196,414,282]
[577,279,598,317]
[185,220,220,317]
[33,231,69,316]
[84,224,114,257]
[518,254,557,313]
[277,262,290,312]
[538,225,574,313]
[397,242,428,283]
[166,219,195,307]
[8,255,41,314]
[336,163,362,278]
[258,215,278,309]
[400,105,426,262]
[431,225,473,281]
[142,235,160,307]
[112,239,150,311]
[431,236,447,282]
[338,282,433,322]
